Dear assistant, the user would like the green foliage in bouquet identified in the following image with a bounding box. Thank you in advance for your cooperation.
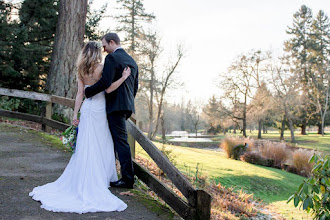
[61,125,78,153]
[287,154,330,220]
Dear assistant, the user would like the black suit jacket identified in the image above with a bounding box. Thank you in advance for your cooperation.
[85,48,138,117]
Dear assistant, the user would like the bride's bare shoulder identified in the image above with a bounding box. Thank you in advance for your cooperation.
[96,64,104,72]
[94,63,104,78]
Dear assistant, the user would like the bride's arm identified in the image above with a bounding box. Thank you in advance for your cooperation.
[72,76,84,126]
[105,67,131,93]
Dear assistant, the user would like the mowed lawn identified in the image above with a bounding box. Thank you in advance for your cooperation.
[136,142,313,219]
[212,130,330,153]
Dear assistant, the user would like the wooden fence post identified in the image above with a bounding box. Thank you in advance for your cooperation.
[196,189,211,220]
[42,102,52,132]
[128,116,136,158]
[45,102,52,132]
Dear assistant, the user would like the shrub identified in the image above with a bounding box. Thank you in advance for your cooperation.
[243,137,256,152]
[284,165,298,175]
[232,144,247,160]
[292,149,314,177]
[220,136,252,160]
[240,152,274,167]
[160,144,177,166]
[0,96,46,115]
[220,137,237,159]
[259,141,291,167]
[288,154,330,220]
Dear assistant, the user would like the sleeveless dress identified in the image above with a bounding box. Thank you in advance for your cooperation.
[29,86,127,213]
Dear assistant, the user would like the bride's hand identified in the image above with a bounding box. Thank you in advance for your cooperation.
[72,115,79,126]
[122,66,131,79]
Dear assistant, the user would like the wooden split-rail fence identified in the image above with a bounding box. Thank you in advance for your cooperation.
[0,87,211,220]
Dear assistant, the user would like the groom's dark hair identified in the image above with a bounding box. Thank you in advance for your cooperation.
[102,33,120,45]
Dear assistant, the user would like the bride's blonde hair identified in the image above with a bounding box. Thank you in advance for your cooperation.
[77,41,102,80]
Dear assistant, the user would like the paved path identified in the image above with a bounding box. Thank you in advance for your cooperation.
[0,124,174,220]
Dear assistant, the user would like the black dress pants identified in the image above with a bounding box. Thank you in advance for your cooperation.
[107,111,134,183]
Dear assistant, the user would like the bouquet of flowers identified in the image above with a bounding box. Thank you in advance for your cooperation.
[61,125,78,153]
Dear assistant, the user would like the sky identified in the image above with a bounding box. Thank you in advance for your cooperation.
[93,0,330,104]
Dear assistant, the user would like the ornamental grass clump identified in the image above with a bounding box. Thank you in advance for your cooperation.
[220,137,238,159]
[292,149,314,177]
[259,141,291,168]
[220,136,253,160]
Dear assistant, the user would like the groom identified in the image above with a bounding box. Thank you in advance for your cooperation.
[85,33,138,189]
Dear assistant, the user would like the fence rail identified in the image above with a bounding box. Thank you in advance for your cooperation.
[0,87,211,219]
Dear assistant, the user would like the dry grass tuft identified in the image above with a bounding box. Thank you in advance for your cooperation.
[292,149,314,177]
[259,141,291,167]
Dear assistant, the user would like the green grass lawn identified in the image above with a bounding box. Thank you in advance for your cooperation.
[136,142,313,219]
[216,130,330,153]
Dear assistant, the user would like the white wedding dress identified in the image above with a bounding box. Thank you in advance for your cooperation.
[29,86,127,213]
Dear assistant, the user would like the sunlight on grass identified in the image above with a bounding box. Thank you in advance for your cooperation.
[225,130,330,153]
[135,141,312,219]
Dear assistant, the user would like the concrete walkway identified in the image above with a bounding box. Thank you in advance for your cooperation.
[0,123,174,220]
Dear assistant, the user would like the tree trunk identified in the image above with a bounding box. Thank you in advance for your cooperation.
[161,113,166,143]
[300,120,307,135]
[321,117,325,136]
[258,119,262,139]
[47,0,87,98]
[288,118,296,143]
[147,66,154,139]
[46,0,87,118]
[242,90,247,137]
[317,123,322,134]
[280,117,285,141]
[233,126,236,134]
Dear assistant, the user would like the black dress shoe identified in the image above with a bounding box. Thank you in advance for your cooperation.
[110,179,133,189]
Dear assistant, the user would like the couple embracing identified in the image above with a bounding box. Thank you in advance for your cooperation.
[29,33,138,213]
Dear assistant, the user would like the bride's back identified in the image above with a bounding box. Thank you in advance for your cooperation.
[77,41,103,86]
[81,64,103,86]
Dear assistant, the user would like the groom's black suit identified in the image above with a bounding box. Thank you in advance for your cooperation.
[85,48,138,184]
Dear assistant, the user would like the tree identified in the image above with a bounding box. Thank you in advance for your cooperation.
[248,82,273,139]
[203,96,221,133]
[139,31,162,139]
[270,60,300,143]
[309,10,330,136]
[0,0,58,91]
[219,50,268,137]
[151,45,184,139]
[85,1,108,41]
[1,0,108,94]
[284,5,314,135]
[114,0,155,58]
[46,0,88,100]
[186,100,202,137]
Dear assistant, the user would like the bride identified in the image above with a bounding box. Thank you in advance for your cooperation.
[29,41,130,213]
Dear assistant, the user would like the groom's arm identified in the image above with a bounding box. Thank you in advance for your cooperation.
[133,67,139,98]
[85,54,117,98]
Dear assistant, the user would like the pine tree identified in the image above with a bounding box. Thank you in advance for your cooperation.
[0,0,58,91]
[85,1,107,40]
[0,1,19,88]
[114,0,155,58]
[310,10,330,135]
[203,96,221,133]
[284,5,314,135]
